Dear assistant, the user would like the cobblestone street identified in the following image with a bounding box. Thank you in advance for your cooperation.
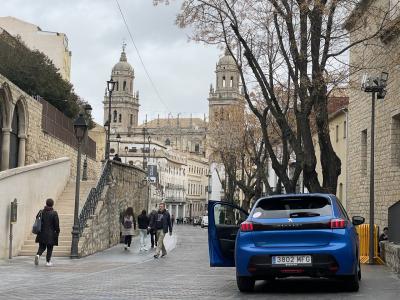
[1,226,400,299]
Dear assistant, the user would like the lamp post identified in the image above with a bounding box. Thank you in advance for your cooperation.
[81,104,92,181]
[71,113,88,258]
[148,136,151,165]
[361,71,389,265]
[142,127,147,170]
[105,79,116,160]
[124,146,129,164]
[116,133,121,155]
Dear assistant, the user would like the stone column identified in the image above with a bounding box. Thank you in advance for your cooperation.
[1,128,11,171]
[17,134,26,167]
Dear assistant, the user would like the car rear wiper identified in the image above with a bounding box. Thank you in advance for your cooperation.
[289,212,320,218]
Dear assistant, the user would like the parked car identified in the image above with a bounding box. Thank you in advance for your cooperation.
[201,216,208,228]
[208,194,365,293]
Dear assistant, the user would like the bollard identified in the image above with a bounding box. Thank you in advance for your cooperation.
[9,199,18,259]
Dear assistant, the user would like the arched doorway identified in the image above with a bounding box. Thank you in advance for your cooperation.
[9,106,19,169]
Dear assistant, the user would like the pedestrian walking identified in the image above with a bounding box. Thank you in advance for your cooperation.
[34,198,60,267]
[171,214,175,227]
[150,202,172,259]
[138,209,150,251]
[121,207,136,250]
[148,209,158,249]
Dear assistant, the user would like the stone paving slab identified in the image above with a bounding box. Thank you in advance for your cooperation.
[0,225,400,299]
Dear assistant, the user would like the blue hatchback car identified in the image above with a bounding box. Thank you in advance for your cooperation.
[208,194,365,292]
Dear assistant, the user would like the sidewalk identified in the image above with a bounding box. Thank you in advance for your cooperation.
[0,231,177,272]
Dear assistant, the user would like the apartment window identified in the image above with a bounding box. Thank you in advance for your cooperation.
[361,129,367,175]
[123,81,127,91]
[230,76,233,87]
[113,110,117,123]
[336,125,339,143]
[130,114,133,125]
[391,114,400,166]
[115,81,119,91]
[222,76,226,87]
[119,114,122,123]
[343,121,347,139]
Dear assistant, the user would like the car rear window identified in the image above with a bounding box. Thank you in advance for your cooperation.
[252,197,332,219]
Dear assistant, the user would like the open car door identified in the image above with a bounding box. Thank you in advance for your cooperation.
[208,200,249,267]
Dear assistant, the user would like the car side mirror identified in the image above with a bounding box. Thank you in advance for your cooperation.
[352,216,365,226]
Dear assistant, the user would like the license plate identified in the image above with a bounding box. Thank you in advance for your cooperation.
[272,255,312,266]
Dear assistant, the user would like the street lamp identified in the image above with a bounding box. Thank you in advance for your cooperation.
[81,104,92,181]
[124,146,129,164]
[361,71,389,265]
[71,113,88,258]
[105,78,116,160]
[116,133,121,155]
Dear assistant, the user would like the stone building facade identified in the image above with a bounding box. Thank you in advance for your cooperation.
[0,16,72,81]
[0,73,101,180]
[346,0,400,229]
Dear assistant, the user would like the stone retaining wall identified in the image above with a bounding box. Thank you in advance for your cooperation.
[79,162,148,257]
[381,241,400,274]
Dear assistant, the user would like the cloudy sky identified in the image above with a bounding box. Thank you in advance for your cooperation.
[1,0,221,124]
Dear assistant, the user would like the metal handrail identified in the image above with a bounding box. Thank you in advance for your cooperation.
[78,160,112,235]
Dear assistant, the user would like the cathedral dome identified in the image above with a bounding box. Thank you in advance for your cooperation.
[112,50,133,74]
[218,48,236,66]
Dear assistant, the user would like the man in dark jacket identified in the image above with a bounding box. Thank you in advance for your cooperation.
[35,198,60,266]
[150,202,172,258]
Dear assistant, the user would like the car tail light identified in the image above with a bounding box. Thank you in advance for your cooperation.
[240,221,253,232]
[330,218,346,229]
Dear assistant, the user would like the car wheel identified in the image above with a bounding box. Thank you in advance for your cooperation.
[342,271,359,292]
[236,275,255,293]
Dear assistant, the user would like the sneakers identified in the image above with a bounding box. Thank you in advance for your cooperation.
[154,254,159,259]
[144,247,149,251]
[34,255,39,266]
[45,261,53,267]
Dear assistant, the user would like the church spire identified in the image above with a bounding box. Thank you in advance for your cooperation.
[120,41,127,62]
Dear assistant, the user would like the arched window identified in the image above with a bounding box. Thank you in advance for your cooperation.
[115,82,119,91]
[130,114,133,125]
[222,76,226,87]
[119,114,122,123]
[123,81,127,91]
[195,144,200,153]
[165,138,171,146]
[230,76,234,87]
[113,110,117,122]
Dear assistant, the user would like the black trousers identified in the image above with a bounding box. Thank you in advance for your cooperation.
[150,229,157,247]
[37,243,54,262]
[124,235,132,247]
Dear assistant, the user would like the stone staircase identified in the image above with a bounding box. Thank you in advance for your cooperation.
[19,180,97,257]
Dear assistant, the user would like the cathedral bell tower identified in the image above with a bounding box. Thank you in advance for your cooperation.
[103,44,139,137]
[208,48,244,127]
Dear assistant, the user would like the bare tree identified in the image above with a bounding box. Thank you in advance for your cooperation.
[155,0,397,194]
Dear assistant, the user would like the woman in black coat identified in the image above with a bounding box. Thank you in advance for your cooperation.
[35,198,60,266]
